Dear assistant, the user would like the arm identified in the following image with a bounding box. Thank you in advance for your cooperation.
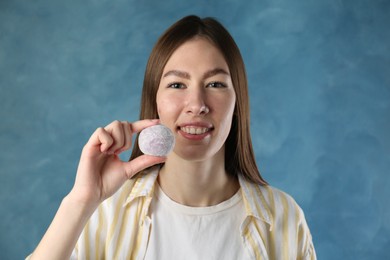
[30,120,165,259]
[30,193,97,259]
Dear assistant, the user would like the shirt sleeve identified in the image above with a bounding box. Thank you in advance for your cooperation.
[70,204,108,259]
[297,208,317,260]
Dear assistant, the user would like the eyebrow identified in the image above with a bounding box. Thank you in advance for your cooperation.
[163,70,191,79]
[204,68,230,79]
[162,68,230,80]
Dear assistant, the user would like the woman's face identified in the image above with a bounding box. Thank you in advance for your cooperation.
[156,37,236,161]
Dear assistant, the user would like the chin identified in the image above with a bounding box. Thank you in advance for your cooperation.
[171,144,223,163]
[173,150,208,162]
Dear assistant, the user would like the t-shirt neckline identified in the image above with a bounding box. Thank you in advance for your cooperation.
[154,183,242,216]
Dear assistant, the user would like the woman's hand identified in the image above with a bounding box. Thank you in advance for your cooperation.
[30,119,165,260]
[70,119,166,206]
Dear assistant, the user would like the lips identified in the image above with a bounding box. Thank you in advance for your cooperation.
[180,126,210,135]
[177,122,213,139]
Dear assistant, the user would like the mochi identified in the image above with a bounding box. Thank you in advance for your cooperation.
[138,124,175,156]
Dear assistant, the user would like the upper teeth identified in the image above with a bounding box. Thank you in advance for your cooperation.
[181,127,209,135]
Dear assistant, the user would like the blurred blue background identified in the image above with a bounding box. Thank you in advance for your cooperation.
[1,0,389,259]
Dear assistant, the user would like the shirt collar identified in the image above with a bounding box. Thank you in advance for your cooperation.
[123,166,159,207]
[122,166,273,229]
[238,175,273,230]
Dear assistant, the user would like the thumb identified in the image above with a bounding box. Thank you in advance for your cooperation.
[123,155,166,178]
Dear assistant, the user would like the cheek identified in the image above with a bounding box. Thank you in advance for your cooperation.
[219,97,236,132]
[156,95,181,121]
[215,95,236,118]
[156,100,166,119]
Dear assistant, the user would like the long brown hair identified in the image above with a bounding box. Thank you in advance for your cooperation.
[130,15,267,185]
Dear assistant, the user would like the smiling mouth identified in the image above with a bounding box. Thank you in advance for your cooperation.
[180,126,211,135]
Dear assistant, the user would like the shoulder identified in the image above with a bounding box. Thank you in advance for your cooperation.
[239,176,307,228]
[239,179,316,258]
[260,186,306,227]
[260,186,316,258]
[261,185,305,219]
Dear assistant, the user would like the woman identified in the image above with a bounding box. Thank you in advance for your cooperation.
[30,15,316,259]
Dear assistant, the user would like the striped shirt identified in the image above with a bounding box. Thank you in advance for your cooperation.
[71,166,316,259]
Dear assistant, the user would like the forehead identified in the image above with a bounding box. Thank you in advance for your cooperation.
[162,37,230,74]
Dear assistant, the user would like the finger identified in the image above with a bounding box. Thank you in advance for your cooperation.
[87,127,113,152]
[129,119,160,134]
[83,127,113,156]
[105,120,125,154]
[122,155,166,179]
[115,121,133,154]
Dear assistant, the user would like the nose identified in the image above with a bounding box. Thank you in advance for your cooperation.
[185,88,210,116]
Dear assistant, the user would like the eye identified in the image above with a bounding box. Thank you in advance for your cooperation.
[207,82,226,88]
[167,82,186,89]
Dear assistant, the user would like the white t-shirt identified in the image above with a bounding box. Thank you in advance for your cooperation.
[144,184,250,260]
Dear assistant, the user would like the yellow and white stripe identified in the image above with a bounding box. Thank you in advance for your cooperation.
[71,166,316,259]
[239,177,316,259]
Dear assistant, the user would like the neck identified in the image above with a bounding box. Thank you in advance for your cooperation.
[157,150,240,207]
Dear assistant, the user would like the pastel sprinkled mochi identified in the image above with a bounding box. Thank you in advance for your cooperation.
[138,124,175,156]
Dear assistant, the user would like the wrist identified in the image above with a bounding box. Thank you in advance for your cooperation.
[64,191,100,216]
